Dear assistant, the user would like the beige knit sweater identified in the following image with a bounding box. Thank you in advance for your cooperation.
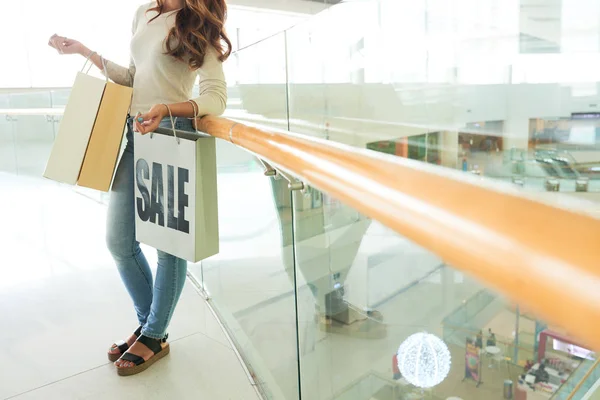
[104,2,227,116]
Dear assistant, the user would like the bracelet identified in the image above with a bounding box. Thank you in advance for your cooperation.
[229,122,238,143]
[187,100,200,118]
[83,50,98,73]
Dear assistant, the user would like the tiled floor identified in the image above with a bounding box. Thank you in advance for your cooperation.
[0,271,258,400]
[0,173,258,400]
[1,163,541,400]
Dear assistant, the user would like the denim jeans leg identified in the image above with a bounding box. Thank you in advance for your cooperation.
[140,117,192,339]
[106,125,154,326]
[141,251,187,339]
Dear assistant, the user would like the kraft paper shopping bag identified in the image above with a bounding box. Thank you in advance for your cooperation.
[78,81,133,191]
[134,113,219,262]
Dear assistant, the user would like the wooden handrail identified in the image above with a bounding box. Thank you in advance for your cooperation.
[196,116,600,351]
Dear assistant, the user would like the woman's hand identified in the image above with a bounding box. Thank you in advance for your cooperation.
[48,34,84,55]
[134,104,169,135]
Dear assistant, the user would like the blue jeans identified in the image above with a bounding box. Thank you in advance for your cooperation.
[106,117,194,339]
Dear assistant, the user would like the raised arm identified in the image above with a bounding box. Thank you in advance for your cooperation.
[48,7,139,87]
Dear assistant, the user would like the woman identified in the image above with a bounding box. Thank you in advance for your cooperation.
[48,0,230,376]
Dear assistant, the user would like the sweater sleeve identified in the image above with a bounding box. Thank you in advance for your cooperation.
[104,59,136,87]
[191,47,227,117]
[102,8,138,87]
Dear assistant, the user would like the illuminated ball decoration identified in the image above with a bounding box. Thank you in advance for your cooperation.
[397,332,451,388]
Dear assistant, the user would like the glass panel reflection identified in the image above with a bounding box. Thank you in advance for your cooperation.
[197,32,301,399]
[281,0,600,197]
[199,157,300,400]
[0,109,18,175]
[8,92,55,177]
[290,185,592,400]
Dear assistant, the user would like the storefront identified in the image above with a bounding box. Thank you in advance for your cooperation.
[366,132,441,164]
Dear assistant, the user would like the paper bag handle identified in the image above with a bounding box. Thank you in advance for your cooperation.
[81,51,109,82]
[187,100,199,132]
[161,104,180,145]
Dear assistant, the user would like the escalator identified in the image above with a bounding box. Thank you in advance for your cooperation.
[535,158,562,178]
[535,150,581,179]
[552,359,600,400]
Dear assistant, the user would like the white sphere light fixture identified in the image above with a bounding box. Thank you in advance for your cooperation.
[397,332,451,388]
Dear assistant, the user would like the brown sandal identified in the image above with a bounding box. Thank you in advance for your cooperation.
[107,326,142,362]
[115,334,170,376]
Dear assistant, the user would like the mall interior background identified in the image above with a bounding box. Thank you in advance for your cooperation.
[2,0,600,399]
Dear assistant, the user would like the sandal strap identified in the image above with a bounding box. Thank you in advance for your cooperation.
[115,340,129,353]
[120,352,145,366]
[112,326,143,354]
[137,335,163,355]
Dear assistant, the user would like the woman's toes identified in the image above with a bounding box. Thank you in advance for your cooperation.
[116,360,132,368]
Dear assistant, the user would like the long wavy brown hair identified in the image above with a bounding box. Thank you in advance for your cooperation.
[148,0,232,70]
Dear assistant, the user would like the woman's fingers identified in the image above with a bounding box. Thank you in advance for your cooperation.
[137,111,155,123]
[134,118,160,135]
[133,113,143,132]
[48,35,74,54]
[141,120,160,135]
[48,36,58,49]
[134,117,149,134]
[134,109,164,135]
[136,113,156,133]
[49,38,64,53]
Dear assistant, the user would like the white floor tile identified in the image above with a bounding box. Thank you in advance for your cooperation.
[1,174,257,400]
[203,303,233,349]
[0,267,246,399]
[9,333,258,400]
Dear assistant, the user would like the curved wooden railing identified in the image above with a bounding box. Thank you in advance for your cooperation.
[196,116,600,352]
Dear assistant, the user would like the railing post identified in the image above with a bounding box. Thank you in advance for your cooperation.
[514,305,520,364]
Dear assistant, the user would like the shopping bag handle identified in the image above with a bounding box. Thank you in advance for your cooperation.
[187,100,199,132]
[81,51,109,82]
[156,104,180,145]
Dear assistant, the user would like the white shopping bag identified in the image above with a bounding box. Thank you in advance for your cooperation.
[134,115,219,262]
[44,63,106,184]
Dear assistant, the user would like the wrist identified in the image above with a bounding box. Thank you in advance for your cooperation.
[79,46,91,57]
[159,104,171,118]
